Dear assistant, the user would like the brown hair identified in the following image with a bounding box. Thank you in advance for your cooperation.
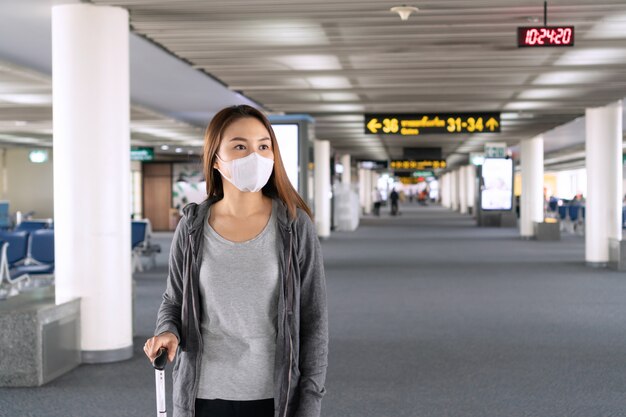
[202,105,313,220]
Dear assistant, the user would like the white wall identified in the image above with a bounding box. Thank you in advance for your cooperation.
[0,147,54,218]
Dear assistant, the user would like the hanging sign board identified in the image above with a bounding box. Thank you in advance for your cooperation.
[365,113,500,135]
[390,160,447,170]
[131,147,154,161]
[484,143,507,159]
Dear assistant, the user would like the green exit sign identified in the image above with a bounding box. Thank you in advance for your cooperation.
[131,147,154,161]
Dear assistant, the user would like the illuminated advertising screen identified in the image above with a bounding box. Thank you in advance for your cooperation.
[271,124,299,192]
[481,158,513,211]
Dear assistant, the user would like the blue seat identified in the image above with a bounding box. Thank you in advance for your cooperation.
[0,231,28,266]
[569,205,581,222]
[11,229,55,281]
[0,233,29,295]
[131,221,148,249]
[622,207,626,229]
[15,220,49,232]
[131,220,160,272]
[0,201,10,230]
[558,206,567,221]
[548,198,558,212]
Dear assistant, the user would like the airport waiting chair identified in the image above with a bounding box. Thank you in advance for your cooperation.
[15,220,50,232]
[557,206,569,232]
[622,207,626,229]
[568,205,584,235]
[0,231,29,267]
[547,198,558,213]
[0,241,18,299]
[132,219,160,273]
[0,232,30,299]
[10,229,55,288]
[0,201,10,230]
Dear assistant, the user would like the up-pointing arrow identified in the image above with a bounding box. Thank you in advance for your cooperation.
[486,118,500,132]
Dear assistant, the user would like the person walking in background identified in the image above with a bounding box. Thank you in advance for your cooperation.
[390,187,399,216]
[143,105,328,417]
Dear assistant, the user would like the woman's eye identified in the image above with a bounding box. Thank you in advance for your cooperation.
[234,145,246,150]
[260,144,270,151]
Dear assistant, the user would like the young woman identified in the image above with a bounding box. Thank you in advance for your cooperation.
[144,105,328,417]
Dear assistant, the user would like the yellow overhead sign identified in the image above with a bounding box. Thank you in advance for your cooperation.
[365,113,501,135]
[390,160,447,170]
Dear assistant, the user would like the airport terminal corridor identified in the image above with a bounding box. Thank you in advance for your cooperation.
[3,204,626,417]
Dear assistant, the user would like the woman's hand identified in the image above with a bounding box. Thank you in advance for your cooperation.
[144,332,179,363]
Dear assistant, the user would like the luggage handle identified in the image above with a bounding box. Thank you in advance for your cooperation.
[152,348,168,370]
[152,348,168,417]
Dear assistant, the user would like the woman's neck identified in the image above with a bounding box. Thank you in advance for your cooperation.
[217,182,269,218]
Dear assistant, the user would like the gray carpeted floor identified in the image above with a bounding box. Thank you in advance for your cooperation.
[2,204,626,417]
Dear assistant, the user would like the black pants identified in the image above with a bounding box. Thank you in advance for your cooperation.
[195,398,274,417]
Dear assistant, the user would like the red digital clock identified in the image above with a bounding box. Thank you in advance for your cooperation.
[518,26,574,47]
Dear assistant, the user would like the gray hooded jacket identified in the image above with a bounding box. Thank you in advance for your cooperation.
[154,197,328,417]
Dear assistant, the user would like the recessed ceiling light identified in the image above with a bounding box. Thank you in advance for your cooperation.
[161,145,169,150]
[14,121,27,126]
[175,148,183,153]
[525,16,540,23]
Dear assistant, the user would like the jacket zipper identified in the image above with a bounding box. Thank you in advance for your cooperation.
[283,227,293,417]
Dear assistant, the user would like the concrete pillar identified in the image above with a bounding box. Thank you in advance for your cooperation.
[369,170,378,196]
[466,165,475,213]
[341,154,351,185]
[459,166,468,214]
[52,4,132,362]
[520,135,544,238]
[450,170,459,211]
[441,173,449,208]
[358,168,366,211]
[585,101,623,265]
[314,140,331,238]
[363,170,372,215]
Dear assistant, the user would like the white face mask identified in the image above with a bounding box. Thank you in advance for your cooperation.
[216,152,274,193]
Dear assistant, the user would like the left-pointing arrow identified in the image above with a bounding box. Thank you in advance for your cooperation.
[367,118,383,133]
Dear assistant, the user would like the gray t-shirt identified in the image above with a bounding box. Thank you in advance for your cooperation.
[197,202,280,400]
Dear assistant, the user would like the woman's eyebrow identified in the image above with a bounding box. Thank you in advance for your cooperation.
[228,136,270,142]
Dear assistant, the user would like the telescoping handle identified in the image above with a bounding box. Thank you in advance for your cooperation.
[152,348,168,417]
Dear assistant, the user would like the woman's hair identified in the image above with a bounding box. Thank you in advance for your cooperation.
[202,104,313,220]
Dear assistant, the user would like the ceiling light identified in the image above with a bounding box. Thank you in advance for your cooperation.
[525,16,540,23]
[175,148,183,153]
[390,5,419,21]
[161,145,169,150]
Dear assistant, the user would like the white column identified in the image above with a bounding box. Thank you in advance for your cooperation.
[358,168,366,211]
[459,166,468,214]
[450,170,459,211]
[363,170,372,215]
[466,165,475,212]
[341,154,351,185]
[314,140,331,238]
[53,4,132,362]
[520,135,544,238]
[585,101,623,265]
[369,170,378,196]
[441,173,450,208]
